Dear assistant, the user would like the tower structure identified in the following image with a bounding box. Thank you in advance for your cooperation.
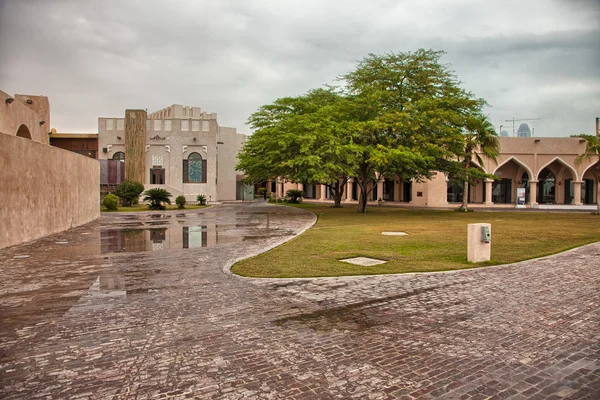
[125,109,147,183]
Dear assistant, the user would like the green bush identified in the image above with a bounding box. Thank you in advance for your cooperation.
[196,194,207,205]
[175,195,186,209]
[257,188,266,195]
[143,188,172,210]
[286,189,303,204]
[102,194,119,211]
[115,180,144,207]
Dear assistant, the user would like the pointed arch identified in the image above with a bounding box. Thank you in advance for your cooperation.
[16,124,32,139]
[537,157,578,181]
[581,160,599,179]
[493,157,533,180]
[470,158,487,173]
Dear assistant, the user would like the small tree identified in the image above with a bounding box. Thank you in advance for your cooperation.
[576,133,600,215]
[286,189,303,203]
[455,115,499,212]
[196,194,207,205]
[143,188,172,210]
[115,180,144,207]
[102,194,119,211]
[175,195,186,209]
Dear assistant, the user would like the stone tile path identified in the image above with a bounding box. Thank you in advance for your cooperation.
[0,203,598,399]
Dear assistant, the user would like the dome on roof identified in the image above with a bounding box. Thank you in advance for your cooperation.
[500,130,509,137]
[517,123,531,137]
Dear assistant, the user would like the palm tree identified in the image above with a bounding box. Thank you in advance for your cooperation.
[458,115,500,211]
[576,133,600,215]
[143,188,172,210]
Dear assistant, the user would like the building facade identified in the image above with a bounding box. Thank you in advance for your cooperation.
[274,137,598,208]
[98,104,247,202]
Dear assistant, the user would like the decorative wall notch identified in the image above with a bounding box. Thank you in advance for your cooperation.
[150,134,166,141]
[145,145,150,152]
[182,145,188,153]
[165,145,170,153]
[107,145,112,152]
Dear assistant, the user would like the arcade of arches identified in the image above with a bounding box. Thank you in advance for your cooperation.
[272,137,599,208]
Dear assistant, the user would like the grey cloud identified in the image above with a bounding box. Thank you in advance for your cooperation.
[0,0,598,136]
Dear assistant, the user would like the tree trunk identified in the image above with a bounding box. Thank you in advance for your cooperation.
[358,185,368,213]
[460,180,469,211]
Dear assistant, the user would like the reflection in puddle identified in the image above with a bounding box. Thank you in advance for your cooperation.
[100,225,286,253]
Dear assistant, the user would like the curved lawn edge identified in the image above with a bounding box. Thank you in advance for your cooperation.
[228,239,600,281]
[222,204,318,277]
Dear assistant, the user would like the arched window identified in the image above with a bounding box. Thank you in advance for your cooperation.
[183,152,206,183]
[113,151,125,161]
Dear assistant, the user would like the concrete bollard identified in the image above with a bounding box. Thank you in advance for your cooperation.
[467,223,491,263]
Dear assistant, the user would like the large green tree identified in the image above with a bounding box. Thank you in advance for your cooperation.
[576,132,600,215]
[238,88,355,207]
[239,49,490,213]
[340,49,486,212]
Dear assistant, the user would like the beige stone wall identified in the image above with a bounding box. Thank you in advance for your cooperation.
[0,133,100,249]
[217,126,247,201]
[0,90,50,144]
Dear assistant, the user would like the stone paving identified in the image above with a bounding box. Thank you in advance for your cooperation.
[0,203,599,399]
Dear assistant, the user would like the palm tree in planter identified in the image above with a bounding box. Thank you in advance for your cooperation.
[143,188,173,210]
[576,133,600,215]
[456,115,500,212]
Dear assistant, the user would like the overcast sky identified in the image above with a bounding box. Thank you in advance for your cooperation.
[1,0,598,137]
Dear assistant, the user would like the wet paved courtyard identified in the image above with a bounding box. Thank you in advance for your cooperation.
[1,203,599,399]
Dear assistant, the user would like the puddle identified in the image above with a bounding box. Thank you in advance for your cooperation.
[99,226,287,253]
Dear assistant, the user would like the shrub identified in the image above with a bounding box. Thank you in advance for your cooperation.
[143,188,172,210]
[175,195,186,209]
[114,180,144,207]
[102,194,119,211]
[196,194,207,205]
[257,188,266,195]
[286,189,303,204]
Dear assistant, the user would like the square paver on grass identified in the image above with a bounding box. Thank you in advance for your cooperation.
[339,257,387,266]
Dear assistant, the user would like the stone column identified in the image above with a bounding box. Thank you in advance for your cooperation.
[377,180,384,201]
[528,180,538,205]
[297,183,303,192]
[320,184,327,200]
[573,181,583,205]
[485,179,494,206]
[345,180,353,201]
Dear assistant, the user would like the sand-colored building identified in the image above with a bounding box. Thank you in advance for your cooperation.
[97,104,247,202]
[0,90,99,249]
[274,137,598,208]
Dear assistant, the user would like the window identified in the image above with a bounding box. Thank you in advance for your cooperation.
[164,120,172,131]
[146,119,151,130]
[151,167,165,184]
[113,152,125,161]
[192,120,200,132]
[106,119,114,131]
[202,121,210,132]
[183,152,206,183]
[116,119,124,131]
[154,120,162,131]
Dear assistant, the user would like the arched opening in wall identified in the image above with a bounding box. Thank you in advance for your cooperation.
[538,168,556,204]
[16,124,32,139]
[537,159,577,204]
[581,162,599,205]
[113,152,125,161]
[493,158,532,204]
[183,152,206,183]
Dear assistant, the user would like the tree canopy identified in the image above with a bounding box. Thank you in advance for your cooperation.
[238,49,495,212]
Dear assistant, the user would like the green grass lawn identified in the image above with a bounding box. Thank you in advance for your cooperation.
[101,204,210,212]
[232,204,600,278]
